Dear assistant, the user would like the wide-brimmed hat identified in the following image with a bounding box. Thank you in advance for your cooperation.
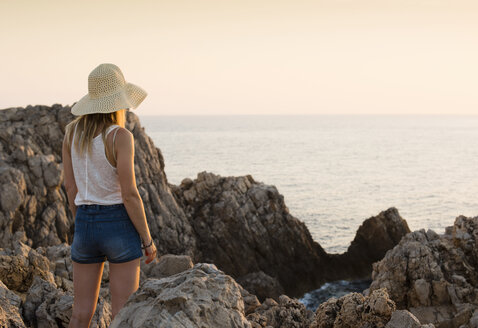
[71,63,147,116]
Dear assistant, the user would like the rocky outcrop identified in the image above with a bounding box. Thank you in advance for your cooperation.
[23,276,111,328]
[0,104,410,300]
[110,263,254,328]
[330,207,411,279]
[310,288,397,328]
[368,215,478,327]
[0,280,25,328]
[173,171,410,297]
[247,295,314,327]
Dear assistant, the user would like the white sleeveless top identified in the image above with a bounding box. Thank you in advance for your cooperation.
[71,124,123,206]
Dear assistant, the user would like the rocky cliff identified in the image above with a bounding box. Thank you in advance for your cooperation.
[367,215,478,327]
[0,104,410,300]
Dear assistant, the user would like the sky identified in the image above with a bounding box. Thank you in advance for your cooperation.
[0,0,477,115]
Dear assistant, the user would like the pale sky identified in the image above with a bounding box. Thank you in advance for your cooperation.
[1,0,477,115]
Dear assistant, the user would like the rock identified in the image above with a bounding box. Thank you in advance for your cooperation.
[139,254,193,281]
[174,171,410,297]
[246,294,314,328]
[385,310,433,328]
[369,216,478,327]
[237,271,285,302]
[0,280,26,327]
[110,263,252,328]
[23,276,111,328]
[0,240,55,292]
[310,288,395,328]
[329,207,411,280]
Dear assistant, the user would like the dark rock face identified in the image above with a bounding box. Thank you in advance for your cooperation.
[172,172,330,297]
[173,172,411,297]
[0,104,410,301]
[328,207,411,280]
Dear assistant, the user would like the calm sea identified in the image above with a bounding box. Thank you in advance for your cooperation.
[139,114,478,309]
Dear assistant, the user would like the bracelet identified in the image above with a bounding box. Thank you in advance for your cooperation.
[141,238,153,249]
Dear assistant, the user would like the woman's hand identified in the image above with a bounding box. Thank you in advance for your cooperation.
[144,239,157,264]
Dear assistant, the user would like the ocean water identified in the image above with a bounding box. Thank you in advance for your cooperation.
[138,114,478,309]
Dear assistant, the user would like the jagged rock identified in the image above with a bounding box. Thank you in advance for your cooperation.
[385,310,435,328]
[23,276,111,328]
[0,240,55,292]
[174,172,410,297]
[0,280,26,327]
[310,288,395,328]
[246,294,314,328]
[369,215,478,327]
[237,271,285,302]
[110,263,252,328]
[330,207,411,279]
[139,253,193,282]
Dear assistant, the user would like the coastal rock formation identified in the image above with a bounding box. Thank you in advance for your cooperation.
[173,171,410,297]
[110,263,253,328]
[0,104,410,300]
[246,295,314,327]
[330,207,411,279]
[368,215,478,327]
[310,288,397,328]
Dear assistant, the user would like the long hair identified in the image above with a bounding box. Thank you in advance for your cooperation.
[65,109,126,156]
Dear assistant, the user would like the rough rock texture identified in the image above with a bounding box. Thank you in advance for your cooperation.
[368,215,478,328]
[386,310,435,328]
[0,280,26,327]
[23,276,111,328]
[0,234,55,293]
[173,172,410,297]
[311,288,396,328]
[237,271,285,302]
[0,104,197,257]
[330,207,411,279]
[246,295,314,328]
[110,263,253,328]
[139,253,193,282]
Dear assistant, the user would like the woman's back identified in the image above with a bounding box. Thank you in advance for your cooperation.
[71,123,123,206]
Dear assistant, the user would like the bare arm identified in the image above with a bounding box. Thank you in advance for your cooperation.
[115,128,154,248]
[62,134,78,218]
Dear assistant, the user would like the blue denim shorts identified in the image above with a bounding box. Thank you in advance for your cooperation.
[71,203,143,264]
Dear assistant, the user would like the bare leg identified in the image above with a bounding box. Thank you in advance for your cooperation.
[69,261,105,328]
[109,258,140,319]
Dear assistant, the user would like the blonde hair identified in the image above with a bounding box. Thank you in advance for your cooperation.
[65,109,126,156]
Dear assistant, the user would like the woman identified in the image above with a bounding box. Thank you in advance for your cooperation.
[62,63,157,327]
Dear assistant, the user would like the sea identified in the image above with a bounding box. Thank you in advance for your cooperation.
[138,114,478,310]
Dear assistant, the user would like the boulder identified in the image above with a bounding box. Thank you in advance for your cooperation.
[23,276,111,328]
[110,263,252,328]
[0,280,26,327]
[246,295,314,328]
[369,215,478,327]
[310,288,395,328]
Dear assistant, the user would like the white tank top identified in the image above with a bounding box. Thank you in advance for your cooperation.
[71,123,123,206]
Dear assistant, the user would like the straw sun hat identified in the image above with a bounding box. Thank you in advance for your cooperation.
[71,63,147,116]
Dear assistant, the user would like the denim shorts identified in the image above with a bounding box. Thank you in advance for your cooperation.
[71,203,143,264]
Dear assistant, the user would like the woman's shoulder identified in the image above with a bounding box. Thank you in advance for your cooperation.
[114,127,134,144]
